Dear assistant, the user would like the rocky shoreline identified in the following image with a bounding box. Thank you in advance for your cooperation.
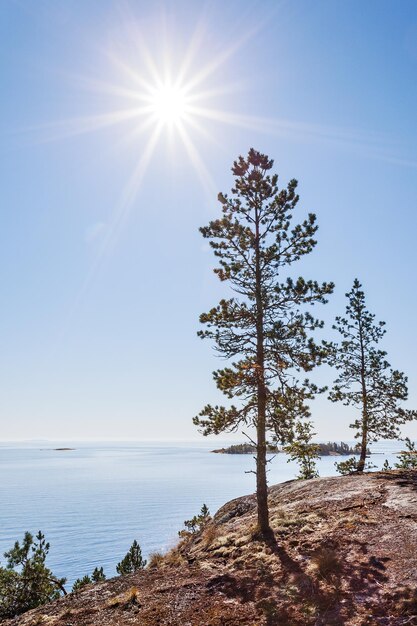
[5,469,417,626]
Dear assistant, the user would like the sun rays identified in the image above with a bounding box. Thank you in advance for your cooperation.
[38,12,262,341]
[13,4,415,339]
[50,16,252,202]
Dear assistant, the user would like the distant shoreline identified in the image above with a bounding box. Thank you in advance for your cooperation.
[212,442,364,456]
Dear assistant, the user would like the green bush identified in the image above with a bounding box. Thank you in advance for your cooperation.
[0,531,66,619]
[335,457,359,475]
[335,456,376,475]
[92,566,106,582]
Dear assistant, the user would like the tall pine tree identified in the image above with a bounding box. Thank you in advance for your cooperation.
[328,279,417,472]
[194,149,333,537]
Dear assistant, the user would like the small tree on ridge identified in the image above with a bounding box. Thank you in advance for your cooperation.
[116,540,146,575]
[0,531,66,619]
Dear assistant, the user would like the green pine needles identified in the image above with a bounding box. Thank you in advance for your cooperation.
[194,149,334,535]
[116,540,147,575]
[327,279,417,473]
[72,566,106,592]
[284,421,320,480]
[395,438,417,470]
[179,504,211,537]
[0,530,148,618]
[0,531,66,619]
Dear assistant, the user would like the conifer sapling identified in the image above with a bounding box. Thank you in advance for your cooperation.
[116,540,146,575]
[284,420,320,480]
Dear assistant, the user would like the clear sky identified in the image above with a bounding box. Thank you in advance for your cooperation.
[1,0,417,442]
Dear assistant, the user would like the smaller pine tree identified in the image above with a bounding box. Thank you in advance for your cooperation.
[327,279,417,473]
[72,566,106,592]
[0,531,66,619]
[334,457,359,475]
[72,575,91,592]
[116,540,146,576]
[91,566,106,583]
[284,421,320,479]
[395,438,417,470]
[179,504,211,537]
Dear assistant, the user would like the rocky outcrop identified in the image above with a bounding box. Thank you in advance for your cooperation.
[4,470,417,625]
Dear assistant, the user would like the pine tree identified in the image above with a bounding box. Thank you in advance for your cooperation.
[72,575,91,592]
[91,566,106,583]
[395,437,417,470]
[328,279,417,472]
[116,540,146,575]
[284,420,320,480]
[194,149,333,537]
[72,566,106,592]
[179,504,211,536]
[0,531,66,619]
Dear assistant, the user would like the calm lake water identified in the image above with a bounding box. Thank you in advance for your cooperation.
[0,439,406,585]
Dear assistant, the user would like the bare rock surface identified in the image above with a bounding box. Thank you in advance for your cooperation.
[4,470,417,626]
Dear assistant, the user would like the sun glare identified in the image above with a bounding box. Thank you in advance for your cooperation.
[32,13,273,322]
[149,83,189,125]
[36,16,264,290]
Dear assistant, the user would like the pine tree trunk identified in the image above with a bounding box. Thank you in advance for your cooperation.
[357,427,368,472]
[358,319,368,473]
[254,198,271,538]
[256,374,270,535]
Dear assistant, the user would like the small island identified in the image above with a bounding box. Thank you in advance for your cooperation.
[212,443,279,455]
[212,441,362,456]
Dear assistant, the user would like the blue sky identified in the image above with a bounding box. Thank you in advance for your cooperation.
[1,0,417,441]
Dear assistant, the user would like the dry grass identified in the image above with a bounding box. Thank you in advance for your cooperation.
[163,548,187,567]
[28,617,46,626]
[202,523,219,548]
[147,551,164,569]
[397,587,417,616]
[107,587,140,609]
[311,546,341,579]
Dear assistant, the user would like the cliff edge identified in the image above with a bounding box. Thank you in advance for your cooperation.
[4,470,417,626]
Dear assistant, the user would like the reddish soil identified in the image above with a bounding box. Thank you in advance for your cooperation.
[4,470,417,626]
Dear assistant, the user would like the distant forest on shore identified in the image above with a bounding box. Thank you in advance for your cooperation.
[212,441,363,456]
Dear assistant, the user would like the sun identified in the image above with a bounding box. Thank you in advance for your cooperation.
[148,82,189,126]
[33,13,270,313]
[35,18,264,275]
